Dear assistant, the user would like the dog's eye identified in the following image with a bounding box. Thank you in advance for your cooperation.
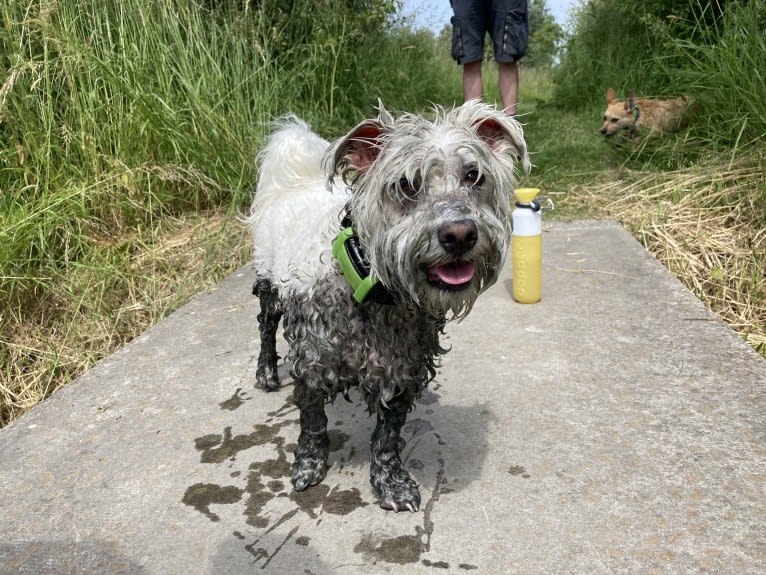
[464,169,485,187]
[398,177,420,198]
[611,118,618,123]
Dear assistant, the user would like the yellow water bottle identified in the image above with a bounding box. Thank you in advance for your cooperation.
[512,188,542,304]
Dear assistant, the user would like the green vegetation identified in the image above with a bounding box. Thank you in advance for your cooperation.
[545,0,765,354]
[1,0,764,426]
[553,0,766,148]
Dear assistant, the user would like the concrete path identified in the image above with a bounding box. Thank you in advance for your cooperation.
[1,221,764,574]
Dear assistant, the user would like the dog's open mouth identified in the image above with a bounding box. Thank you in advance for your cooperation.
[426,261,475,290]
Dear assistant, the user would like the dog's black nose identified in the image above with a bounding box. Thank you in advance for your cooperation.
[438,220,478,256]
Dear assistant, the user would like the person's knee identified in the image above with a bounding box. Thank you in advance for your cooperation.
[464,60,482,75]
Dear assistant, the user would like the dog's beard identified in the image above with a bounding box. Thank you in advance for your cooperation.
[354,191,510,320]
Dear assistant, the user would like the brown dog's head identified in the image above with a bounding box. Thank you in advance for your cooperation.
[600,87,637,137]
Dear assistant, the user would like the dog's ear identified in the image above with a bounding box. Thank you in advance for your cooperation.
[343,121,384,172]
[376,99,395,127]
[626,92,636,112]
[473,116,531,174]
[327,119,386,184]
[328,102,398,184]
[474,118,511,148]
[607,87,617,103]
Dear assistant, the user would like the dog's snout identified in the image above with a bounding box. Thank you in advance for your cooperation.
[438,220,478,256]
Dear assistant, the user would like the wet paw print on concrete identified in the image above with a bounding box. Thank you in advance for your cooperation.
[354,458,446,566]
[352,454,477,571]
[183,415,363,524]
[182,389,471,570]
[352,407,472,570]
[218,387,251,411]
[508,465,531,478]
[181,396,371,567]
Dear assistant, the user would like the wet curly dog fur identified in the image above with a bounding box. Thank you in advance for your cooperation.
[247,100,529,512]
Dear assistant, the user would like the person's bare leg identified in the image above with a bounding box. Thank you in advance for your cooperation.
[463,60,483,102]
[498,60,519,115]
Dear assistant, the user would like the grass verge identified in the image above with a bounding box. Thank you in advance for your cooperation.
[513,70,765,358]
[0,210,250,425]
[568,156,766,355]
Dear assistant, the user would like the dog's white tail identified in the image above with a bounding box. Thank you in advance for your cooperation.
[249,117,330,226]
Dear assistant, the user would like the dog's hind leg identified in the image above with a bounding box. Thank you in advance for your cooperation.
[254,278,282,391]
[369,395,421,512]
[291,381,330,491]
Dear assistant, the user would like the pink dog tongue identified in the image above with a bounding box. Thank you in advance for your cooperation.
[430,261,475,285]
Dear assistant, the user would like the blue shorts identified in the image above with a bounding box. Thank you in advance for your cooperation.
[451,0,528,64]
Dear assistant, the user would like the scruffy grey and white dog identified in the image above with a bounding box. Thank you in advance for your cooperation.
[247,100,529,512]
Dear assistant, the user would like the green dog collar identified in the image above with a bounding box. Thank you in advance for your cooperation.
[332,226,393,305]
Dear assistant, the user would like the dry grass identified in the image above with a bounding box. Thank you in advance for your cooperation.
[0,212,251,427]
[568,156,766,355]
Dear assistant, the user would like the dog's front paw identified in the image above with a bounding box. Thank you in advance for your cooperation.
[292,455,328,492]
[255,363,281,392]
[371,465,421,512]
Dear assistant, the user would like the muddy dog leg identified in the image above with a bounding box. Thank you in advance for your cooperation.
[369,394,421,512]
[254,278,283,391]
[292,381,330,491]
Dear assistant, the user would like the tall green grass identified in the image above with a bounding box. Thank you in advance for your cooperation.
[0,0,457,308]
[552,0,726,109]
[666,1,766,149]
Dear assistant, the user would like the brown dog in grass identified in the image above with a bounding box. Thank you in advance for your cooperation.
[600,87,692,146]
